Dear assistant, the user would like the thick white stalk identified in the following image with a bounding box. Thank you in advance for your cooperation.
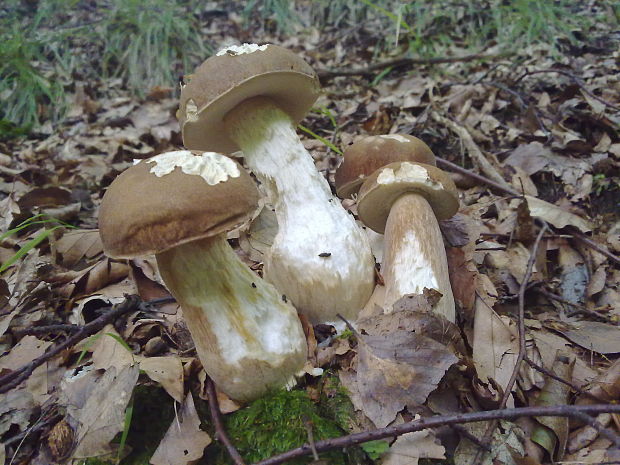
[382,194,455,322]
[156,234,307,402]
[224,97,375,324]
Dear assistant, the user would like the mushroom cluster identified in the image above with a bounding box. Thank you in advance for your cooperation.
[337,135,459,322]
[177,43,375,325]
[99,150,307,401]
[99,44,461,402]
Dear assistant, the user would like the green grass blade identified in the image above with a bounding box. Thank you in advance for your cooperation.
[297,124,343,155]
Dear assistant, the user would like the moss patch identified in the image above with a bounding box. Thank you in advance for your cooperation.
[211,389,347,465]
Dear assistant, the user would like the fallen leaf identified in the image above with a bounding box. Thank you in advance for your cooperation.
[557,321,620,354]
[382,426,445,465]
[138,355,184,403]
[531,353,573,460]
[54,229,103,268]
[90,325,135,370]
[61,364,139,458]
[351,311,458,427]
[454,420,525,465]
[524,196,592,232]
[150,392,212,465]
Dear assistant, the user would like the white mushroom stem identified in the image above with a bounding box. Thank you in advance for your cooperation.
[381,193,456,322]
[155,234,307,402]
[224,96,374,324]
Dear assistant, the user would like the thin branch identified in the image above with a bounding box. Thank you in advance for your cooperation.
[251,404,620,465]
[573,233,620,267]
[536,287,617,325]
[474,223,548,464]
[431,112,513,191]
[434,158,620,266]
[205,375,246,465]
[516,68,620,111]
[0,295,144,394]
[524,358,591,399]
[317,52,499,80]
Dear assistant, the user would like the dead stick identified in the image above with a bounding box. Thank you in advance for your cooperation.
[516,68,620,111]
[0,295,143,394]
[431,112,513,191]
[435,158,620,266]
[474,223,548,464]
[252,404,620,465]
[317,52,499,80]
[205,376,246,465]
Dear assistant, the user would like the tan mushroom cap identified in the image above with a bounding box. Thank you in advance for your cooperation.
[99,151,259,258]
[335,134,436,199]
[357,161,459,234]
[178,44,321,153]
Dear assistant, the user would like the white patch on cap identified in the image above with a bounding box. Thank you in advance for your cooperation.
[146,150,240,185]
[379,134,410,143]
[216,43,269,56]
[377,162,439,188]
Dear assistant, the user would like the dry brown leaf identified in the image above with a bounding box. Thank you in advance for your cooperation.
[0,388,35,437]
[446,247,477,314]
[454,420,525,465]
[150,392,211,465]
[138,355,184,403]
[351,309,458,427]
[524,196,592,232]
[472,294,518,399]
[61,364,139,458]
[54,229,103,268]
[239,204,277,262]
[382,426,445,465]
[90,325,135,370]
[557,321,620,354]
[567,413,611,454]
[530,353,573,460]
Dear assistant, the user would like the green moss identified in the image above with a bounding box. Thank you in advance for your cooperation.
[213,390,347,465]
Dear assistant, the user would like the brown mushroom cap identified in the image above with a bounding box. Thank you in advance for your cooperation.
[178,44,321,153]
[335,134,436,199]
[99,151,259,258]
[357,161,458,234]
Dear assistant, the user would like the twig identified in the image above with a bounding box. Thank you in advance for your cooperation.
[524,358,591,399]
[573,233,620,267]
[431,112,513,191]
[516,69,620,112]
[205,375,246,465]
[569,410,620,449]
[0,295,143,394]
[251,404,620,465]
[317,52,499,80]
[474,224,548,464]
[536,288,617,324]
[434,158,620,266]
[13,324,82,337]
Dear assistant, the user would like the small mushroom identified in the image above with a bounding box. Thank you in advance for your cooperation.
[177,44,375,324]
[98,150,307,401]
[337,136,459,322]
[335,134,436,199]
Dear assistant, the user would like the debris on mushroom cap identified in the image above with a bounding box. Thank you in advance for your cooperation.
[357,161,459,233]
[145,150,240,185]
[177,44,320,153]
[335,134,436,199]
[216,43,269,56]
[98,151,259,259]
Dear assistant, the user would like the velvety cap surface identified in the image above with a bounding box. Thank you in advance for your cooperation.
[178,44,320,153]
[99,151,259,258]
[357,161,458,233]
[335,134,436,199]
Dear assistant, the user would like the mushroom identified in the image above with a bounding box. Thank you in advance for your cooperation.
[177,44,375,324]
[98,150,307,401]
[336,136,459,322]
[336,134,436,199]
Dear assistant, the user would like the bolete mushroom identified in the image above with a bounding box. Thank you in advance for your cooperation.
[338,137,459,322]
[177,44,375,324]
[336,134,436,199]
[98,150,307,401]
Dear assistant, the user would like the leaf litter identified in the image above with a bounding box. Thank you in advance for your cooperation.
[0,3,619,464]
